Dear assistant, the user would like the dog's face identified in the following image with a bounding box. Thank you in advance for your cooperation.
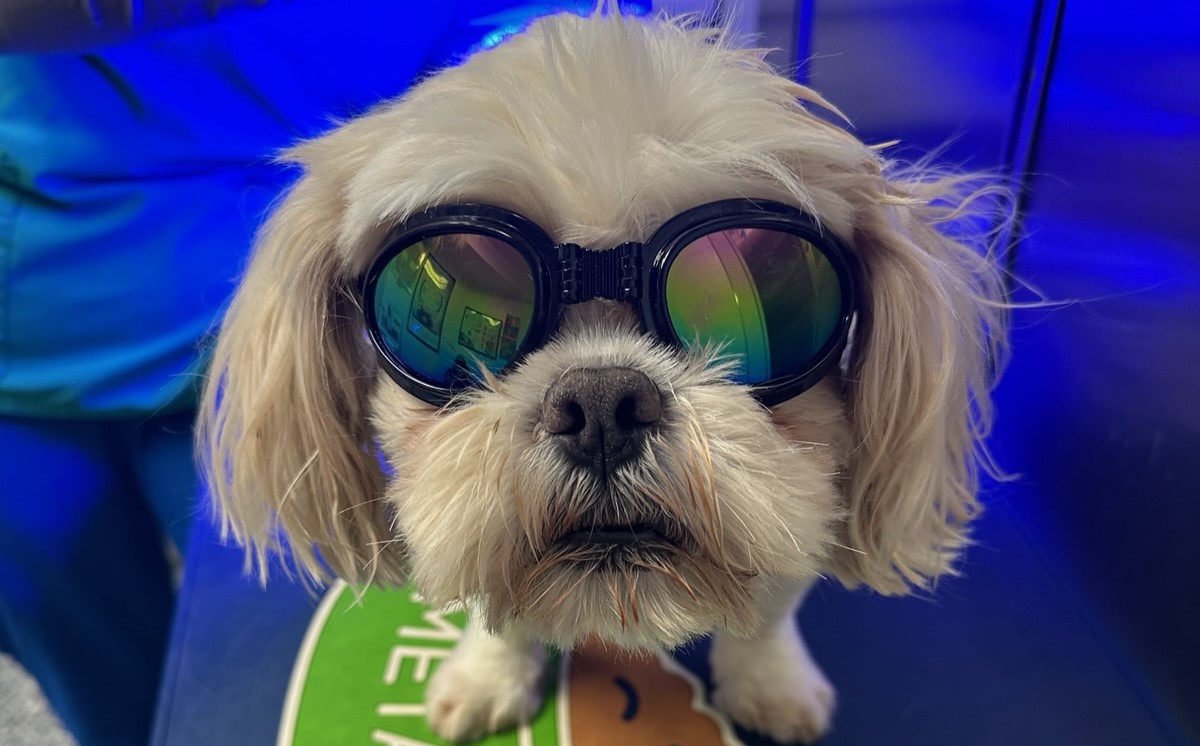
[372,302,848,647]
[201,13,1006,650]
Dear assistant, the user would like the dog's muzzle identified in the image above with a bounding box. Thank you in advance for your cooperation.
[542,366,661,475]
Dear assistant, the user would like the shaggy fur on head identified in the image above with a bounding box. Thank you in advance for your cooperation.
[199,9,1007,742]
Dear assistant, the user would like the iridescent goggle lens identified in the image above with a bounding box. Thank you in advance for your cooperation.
[664,227,844,385]
[369,233,536,388]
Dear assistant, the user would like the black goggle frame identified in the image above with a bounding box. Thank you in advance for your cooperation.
[360,198,858,406]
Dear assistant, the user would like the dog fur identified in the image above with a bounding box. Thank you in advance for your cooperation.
[199,10,1007,743]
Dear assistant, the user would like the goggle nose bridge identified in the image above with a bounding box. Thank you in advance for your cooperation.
[556,242,644,304]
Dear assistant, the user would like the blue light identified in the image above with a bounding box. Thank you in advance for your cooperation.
[472,1,653,50]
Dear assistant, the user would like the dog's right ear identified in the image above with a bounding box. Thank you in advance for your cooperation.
[197,157,405,587]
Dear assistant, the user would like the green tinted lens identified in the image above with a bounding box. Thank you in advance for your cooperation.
[664,227,843,384]
[371,233,536,387]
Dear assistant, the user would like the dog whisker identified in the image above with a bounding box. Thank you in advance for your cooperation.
[363,536,402,580]
[642,554,698,602]
[626,566,641,626]
[336,494,388,515]
[542,564,593,616]
[788,439,831,449]
[825,539,868,556]
[518,548,564,592]
[516,572,562,614]
[278,449,320,509]
[767,509,808,556]
[607,574,626,629]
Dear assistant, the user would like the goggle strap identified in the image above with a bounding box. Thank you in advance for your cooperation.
[557,242,643,304]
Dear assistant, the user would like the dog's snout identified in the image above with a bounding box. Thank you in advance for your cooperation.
[542,367,661,471]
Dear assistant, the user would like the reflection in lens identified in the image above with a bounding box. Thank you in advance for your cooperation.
[664,228,842,384]
[371,233,536,387]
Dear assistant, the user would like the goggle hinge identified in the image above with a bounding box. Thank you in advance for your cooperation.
[558,242,642,304]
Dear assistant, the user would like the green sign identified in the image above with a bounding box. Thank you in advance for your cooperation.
[279,582,561,746]
[279,581,745,746]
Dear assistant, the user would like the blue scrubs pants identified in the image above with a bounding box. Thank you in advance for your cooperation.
[0,410,197,745]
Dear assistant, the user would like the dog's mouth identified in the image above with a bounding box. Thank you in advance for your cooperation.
[558,522,673,550]
[548,514,694,561]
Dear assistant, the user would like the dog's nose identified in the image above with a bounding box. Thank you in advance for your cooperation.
[542,367,662,471]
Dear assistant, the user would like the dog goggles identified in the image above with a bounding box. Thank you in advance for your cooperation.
[361,199,856,406]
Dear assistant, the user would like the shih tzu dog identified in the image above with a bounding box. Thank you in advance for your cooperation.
[199,9,1007,744]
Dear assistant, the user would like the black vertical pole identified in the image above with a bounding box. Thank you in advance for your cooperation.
[1000,0,1068,288]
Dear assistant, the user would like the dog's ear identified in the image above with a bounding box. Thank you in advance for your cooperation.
[834,175,1008,594]
[197,160,406,588]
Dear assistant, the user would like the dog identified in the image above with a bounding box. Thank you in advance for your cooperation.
[199,9,1007,744]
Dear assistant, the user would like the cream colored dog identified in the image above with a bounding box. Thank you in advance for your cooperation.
[200,10,1007,744]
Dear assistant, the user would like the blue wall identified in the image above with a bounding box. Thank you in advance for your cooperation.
[802,0,1200,740]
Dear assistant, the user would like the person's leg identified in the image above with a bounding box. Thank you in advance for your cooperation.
[0,416,174,746]
[129,408,199,557]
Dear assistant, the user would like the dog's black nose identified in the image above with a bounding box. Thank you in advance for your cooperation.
[542,367,662,472]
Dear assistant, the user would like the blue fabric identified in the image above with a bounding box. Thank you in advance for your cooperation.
[0,412,189,745]
[0,0,578,418]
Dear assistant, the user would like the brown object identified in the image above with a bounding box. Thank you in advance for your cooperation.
[566,640,735,746]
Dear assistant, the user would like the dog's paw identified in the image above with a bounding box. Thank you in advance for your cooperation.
[710,626,836,744]
[425,637,546,742]
[712,660,836,744]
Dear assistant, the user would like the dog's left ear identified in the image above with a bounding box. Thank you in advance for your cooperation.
[197,142,406,587]
[834,175,1008,594]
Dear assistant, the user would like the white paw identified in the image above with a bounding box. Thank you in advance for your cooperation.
[710,622,837,745]
[712,659,836,744]
[425,640,546,743]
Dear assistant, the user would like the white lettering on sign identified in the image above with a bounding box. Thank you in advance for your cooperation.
[381,645,450,685]
[397,607,463,642]
[369,728,437,746]
[371,599,474,744]
[375,703,426,718]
